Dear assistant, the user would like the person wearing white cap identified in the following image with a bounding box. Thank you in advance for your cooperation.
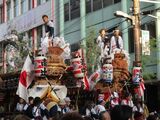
[110,92,119,108]
[64,97,71,113]
[94,99,106,115]
[58,99,68,115]
[64,97,71,106]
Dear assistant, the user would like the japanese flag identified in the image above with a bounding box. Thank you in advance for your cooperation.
[16,54,34,102]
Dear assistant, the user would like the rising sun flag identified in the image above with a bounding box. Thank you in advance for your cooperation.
[16,54,34,102]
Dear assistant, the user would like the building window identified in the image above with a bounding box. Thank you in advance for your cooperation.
[70,0,80,20]
[114,0,121,4]
[14,0,19,17]
[64,3,69,21]
[37,0,42,6]
[147,22,156,38]
[93,0,102,11]
[0,6,3,23]
[141,22,156,37]
[21,0,25,14]
[103,0,113,7]
[86,0,92,14]
[37,26,43,48]
[7,1,11,21]
[28,0,32,10]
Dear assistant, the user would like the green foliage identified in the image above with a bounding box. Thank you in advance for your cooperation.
[6,33,29,73]
[141,38,157,80]
[85,29,100,74]
[143,73,156,80]
[16,34,29,60]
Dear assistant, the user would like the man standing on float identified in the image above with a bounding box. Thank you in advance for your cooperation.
[110,29,123,53]
[42,15,54,47]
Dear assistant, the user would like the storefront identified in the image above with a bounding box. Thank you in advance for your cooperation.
[0,72,20,115]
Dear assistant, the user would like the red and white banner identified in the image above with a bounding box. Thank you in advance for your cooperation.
[134,79,145,97]
[139,79,145,96]
[83,74,89,91]
[16,54,34,102]
[89,70,101,90]
[132,67,142,84]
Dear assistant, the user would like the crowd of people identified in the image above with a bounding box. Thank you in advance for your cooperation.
[3,95,157,120]
[14,96,75,120]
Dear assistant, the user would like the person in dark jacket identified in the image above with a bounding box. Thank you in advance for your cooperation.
[25,97,50,120]
[110,105,133,120]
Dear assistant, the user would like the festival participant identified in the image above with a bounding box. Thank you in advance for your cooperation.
[58,99,67,115]
[110,105,133,120]
[23,96,34,111]
[133,100,144,114]
[42,15,54,47]
[143,101,149,119]
[147,112,159,120]
[134,101,149,120]
[99,111,111,120]
[83,101,97,119]
[83,116,93,120]
[110,29,123,53]
[64,97,71,113]
[134,111,145,120]
[94,98,106,115]
[60,112,84,120]
[23,96,34,118]
[96,28,107,48]
[16,98,25,113]
[96,28,108,64]
[110,92,119,108]
[32,97,50,120]
[102,38,110,58]
[43,98,59,120]
[41,15,54,55]
[121,93,134,108]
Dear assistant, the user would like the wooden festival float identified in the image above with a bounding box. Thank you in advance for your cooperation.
[30,38,98,110]
[28,38,72,105]
[94,49,132,102]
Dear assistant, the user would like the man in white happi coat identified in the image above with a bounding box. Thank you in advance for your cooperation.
[110,30,123,53]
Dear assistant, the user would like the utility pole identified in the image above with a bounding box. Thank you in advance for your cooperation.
[114,0,144,100]
[115,0,142,65]
[133,0,141,66]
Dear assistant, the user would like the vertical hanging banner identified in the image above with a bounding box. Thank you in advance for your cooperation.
[141,30,150,55]
[132,67,142,85]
